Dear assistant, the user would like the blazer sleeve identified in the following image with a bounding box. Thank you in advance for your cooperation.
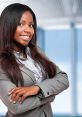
[36,65,69,98]
[0,69,55,115]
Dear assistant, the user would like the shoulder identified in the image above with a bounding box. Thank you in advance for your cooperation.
[0,66,9,80]
[56,65,61,74]
[0,65,4,73]
[37,46,44,54]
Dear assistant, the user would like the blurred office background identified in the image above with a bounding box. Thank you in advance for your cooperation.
[0,0,82,117]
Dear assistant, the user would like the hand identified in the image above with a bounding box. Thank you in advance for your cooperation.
[8,86,40,103]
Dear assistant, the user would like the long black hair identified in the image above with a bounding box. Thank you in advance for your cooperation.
[0,3,56,86]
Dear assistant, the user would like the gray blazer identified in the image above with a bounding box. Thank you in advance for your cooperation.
[0,61,69,117]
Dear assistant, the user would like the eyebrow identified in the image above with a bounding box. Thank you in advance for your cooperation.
[20,20,34,24]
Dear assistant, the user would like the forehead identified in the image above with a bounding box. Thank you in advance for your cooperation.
[20,11,33,22]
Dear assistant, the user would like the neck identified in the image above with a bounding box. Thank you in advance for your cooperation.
[13,42,27,58]
[13,41,25,52]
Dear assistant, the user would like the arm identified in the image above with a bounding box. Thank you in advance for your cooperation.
[37,65,69,98]
[0,70,55,115]
[37,46,69,98]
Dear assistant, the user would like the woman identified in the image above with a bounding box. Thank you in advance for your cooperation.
[0,3,69,117]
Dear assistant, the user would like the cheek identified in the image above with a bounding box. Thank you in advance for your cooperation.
[14,34,19,42]
[14,28,21,40]
[32,29,34,36]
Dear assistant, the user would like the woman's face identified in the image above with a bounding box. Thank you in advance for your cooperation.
[14,11,34,48]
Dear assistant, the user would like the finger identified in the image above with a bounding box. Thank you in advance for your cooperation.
[10,92,17,103]
[20,94,28,103]
[11,88,23,94]
[8,88,16,95]
[11,90,26,103]
[9,89,21,102]
[9,87,22,95]
[11,93,21,103]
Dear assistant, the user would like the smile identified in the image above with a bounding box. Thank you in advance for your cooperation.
[20,35,31,41]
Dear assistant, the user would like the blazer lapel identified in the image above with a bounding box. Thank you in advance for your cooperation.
[20,65,36,83]
[16,58,36,83]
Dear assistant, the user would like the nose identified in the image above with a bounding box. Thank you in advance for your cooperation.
[24,25,31,32]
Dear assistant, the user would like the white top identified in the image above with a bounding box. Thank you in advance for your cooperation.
[14,48,43,83]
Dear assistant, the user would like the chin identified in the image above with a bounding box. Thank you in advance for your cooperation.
[21,42,29,46]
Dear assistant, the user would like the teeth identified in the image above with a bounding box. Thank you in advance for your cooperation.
[20,35,30,40]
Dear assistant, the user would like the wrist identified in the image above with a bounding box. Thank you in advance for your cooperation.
[34,85,41,94]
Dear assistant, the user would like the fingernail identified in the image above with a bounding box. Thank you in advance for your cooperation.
[10,99,12,102]
[8,92,11,95]
[13,101,16,104]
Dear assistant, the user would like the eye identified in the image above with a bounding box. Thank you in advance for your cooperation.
[18,22,24,27]
[29,24,34,28]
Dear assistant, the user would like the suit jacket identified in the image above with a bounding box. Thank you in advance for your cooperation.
[0,60,69,117]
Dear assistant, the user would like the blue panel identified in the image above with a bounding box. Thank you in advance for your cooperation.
[44,29,71,62]
[77,28,82,115]
[37,28,45,51]
[77,28,82,62]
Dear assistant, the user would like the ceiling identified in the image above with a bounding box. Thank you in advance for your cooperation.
[0,0,82,27]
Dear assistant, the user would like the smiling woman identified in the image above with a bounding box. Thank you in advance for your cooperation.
[0,3,69,117]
